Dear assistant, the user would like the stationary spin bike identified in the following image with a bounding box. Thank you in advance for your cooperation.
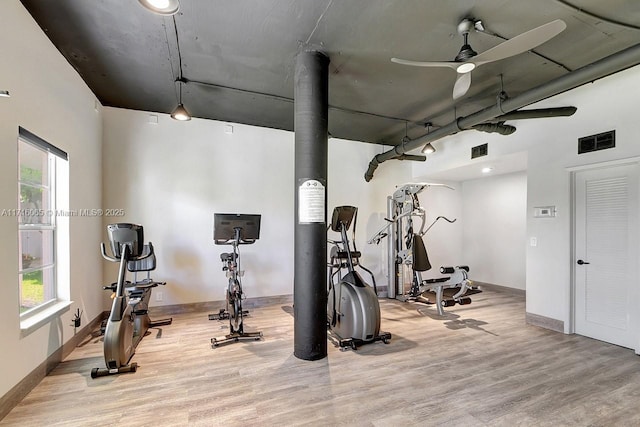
[92,223,172,378]
[327,206,391,350]
[210,213,263,347]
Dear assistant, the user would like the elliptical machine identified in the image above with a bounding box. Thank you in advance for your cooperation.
[327,206,391,350]
[91,223,172,378]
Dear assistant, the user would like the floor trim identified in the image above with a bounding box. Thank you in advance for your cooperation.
[526,312,565,333]
[0,311,107,421]
[150,294,294,316]
[475,281,526,297]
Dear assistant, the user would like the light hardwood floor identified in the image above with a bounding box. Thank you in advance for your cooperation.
[3,289,640,426]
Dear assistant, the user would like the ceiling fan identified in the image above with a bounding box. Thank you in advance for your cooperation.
[391,18,567,99]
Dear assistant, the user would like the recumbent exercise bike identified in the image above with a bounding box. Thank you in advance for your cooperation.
[92,223,172,378]
[210,213,263,347]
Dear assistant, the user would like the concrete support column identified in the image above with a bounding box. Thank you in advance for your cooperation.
[293,50,329,361]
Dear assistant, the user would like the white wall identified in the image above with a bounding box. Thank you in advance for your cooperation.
[461,171,527,289]
[524,68,640,331]
[102,107,411,305]
[410,64,640,331]
[0,1,103,398]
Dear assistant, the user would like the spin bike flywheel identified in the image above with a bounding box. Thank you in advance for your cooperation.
[228,279,243,333]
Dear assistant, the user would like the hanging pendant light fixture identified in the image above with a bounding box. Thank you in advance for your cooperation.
[169,15,191,121]
[171,78,191,121]
[138,0,180,16]
[421,122,436,154]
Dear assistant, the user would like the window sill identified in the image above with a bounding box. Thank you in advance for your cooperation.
[20,301,73,336]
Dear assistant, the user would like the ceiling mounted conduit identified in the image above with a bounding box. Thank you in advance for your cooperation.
[364,42,640,182]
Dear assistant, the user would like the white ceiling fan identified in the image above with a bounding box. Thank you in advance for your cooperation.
[391,18,567,99]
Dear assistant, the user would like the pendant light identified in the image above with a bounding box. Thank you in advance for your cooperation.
[421,122,436,154]
[171,78,191,121]
[138,0,180,16]
[170,15,191,121]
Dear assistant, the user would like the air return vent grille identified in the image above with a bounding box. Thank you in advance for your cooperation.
[471,143,488,159]
[578,130,615,154]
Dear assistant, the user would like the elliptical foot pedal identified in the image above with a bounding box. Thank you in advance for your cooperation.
[149,317,173,327]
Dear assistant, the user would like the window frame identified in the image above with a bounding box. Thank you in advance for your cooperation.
[17,127,68,321]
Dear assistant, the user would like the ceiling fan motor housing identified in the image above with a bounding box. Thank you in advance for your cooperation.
[455,43,477,62]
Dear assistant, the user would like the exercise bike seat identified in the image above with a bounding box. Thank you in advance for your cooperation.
[220,252,237,262]
[127,248,157,273]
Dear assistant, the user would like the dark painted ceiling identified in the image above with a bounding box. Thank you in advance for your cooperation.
[20,0,640,145]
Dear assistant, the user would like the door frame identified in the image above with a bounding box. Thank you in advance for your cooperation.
[569,157,640,352]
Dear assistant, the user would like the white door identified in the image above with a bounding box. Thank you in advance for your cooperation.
[574,163,639,350]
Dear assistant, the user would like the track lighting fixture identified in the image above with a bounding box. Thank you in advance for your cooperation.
[138,0,180,16]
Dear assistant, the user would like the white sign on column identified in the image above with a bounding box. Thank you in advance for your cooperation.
[298,179,325,223]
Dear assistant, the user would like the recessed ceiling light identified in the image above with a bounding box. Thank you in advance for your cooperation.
[482,167,493,174]
[138,0,180,15]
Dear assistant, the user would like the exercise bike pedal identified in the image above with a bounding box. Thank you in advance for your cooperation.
[208,308,230,321]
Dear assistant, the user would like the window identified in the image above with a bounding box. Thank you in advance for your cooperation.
[18,128,68,319]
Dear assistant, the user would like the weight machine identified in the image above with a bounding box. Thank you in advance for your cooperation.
[368,183,481,314]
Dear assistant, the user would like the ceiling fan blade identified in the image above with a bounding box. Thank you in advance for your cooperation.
[490,106,577,121]
[453,72,472,99]
[472,19,566,66]
[391,57,458,69]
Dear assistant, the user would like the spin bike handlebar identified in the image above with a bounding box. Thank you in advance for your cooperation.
[101,241,155,263]
[214,227,257,246]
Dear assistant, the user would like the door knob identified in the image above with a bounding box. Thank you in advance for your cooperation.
[577,259,590,265]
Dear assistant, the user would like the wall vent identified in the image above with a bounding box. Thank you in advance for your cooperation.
[471,143,488,159]
[578,130,615,154]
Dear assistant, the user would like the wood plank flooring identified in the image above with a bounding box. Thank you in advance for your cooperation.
[3,289,640,426]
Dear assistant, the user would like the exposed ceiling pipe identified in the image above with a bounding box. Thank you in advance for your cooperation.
[364,43,640,182]
[392,154,427,162]
[472,123,517,135]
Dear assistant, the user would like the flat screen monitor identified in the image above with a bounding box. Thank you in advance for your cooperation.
[213,213,261,245]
